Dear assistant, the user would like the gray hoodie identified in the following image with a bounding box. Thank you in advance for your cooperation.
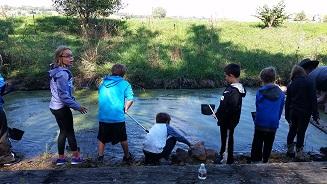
[49,66,80,110]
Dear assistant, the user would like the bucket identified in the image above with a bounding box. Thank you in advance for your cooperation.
[201,104,215,115]
[8,128,24,141]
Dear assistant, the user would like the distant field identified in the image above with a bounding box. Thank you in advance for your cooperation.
[1,16,326,88]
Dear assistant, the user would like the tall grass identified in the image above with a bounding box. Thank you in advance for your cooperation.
[1,16,326,87]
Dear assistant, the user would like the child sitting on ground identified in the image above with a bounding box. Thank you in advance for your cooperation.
[143,112,192,164]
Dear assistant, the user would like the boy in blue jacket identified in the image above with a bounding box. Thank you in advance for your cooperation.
[251,67,285,163]
[97,64,134,164]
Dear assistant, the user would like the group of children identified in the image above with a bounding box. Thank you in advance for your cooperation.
[215,63,319,164]
[0,44,322,166]
[48,45,191,165]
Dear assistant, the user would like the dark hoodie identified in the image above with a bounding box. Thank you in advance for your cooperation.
[215,83,246,129]
[285,76,319,121]
[255,84,285,131]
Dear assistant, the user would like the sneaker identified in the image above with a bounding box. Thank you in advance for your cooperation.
[71,157,83,165]
[287,143,295,158]
[214,154,223,164]
[2,152,20,166]
[55,158,67,166]
[123,152,134,164]
[97,155,104,163]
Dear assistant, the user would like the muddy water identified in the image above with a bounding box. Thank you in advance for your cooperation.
[4,89,327,161]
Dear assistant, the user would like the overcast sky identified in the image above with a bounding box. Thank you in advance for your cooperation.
[0,0,326,21]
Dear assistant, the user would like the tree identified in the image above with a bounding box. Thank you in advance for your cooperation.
[255,1,289,28]
[323,15,327,23]
[294,11,307,21]
[152,7,166,18]
[53,0,122,34]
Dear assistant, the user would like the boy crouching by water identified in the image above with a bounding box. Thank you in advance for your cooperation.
[251,67,285,163]
[143,113,192,165]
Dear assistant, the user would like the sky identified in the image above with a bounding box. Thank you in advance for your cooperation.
[0,0,326,21]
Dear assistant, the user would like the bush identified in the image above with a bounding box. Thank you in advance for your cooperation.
[323,15,327,23]
[255,1,289,28]
[152,7,167,18]
[294,11,307,21]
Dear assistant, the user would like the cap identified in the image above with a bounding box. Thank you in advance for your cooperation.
[298,58,319,70]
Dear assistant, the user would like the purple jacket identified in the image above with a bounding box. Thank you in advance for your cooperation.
[49,66,80,110]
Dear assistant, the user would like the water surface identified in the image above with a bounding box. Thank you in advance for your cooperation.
[4,89,327,160]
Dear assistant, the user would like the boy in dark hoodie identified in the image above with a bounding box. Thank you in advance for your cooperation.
[251,67,285,163]
[215,63,246,164]
[97,64,134,164]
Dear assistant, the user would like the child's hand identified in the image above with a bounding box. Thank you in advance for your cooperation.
[287,120,292,127]
[79,106,88,114]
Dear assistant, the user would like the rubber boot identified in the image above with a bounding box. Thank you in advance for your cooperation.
[286,143,295,158]
[295,147,304,161]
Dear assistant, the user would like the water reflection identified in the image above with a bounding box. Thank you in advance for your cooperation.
[4,89,327,160]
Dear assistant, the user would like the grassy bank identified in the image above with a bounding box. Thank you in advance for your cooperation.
[1,16,327,88]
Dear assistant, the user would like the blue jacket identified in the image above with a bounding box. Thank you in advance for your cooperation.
[308,66,327,91]
[98,75,134,123]
[255,84,285,131]
[0,74,5,108]
[49,66,80,110]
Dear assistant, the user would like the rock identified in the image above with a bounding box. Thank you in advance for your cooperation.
[189,141,206,161]
[205,149,218,161]
[320,147,327,155]
[171,148,191,164]
[199,80,215,88]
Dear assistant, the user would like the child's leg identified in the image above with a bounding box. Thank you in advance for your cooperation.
[98,140,106,156]
[295,115,310,150]
[287,121,297,146]
[143,150,161,164]
[219,126,227,156]
[251,129,264,162]
[262,131,276,163]
[226,128,235,164]
[160,137,177,160]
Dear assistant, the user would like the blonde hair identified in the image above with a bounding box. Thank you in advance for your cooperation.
[290,65,306,80]
[53,45,71,67]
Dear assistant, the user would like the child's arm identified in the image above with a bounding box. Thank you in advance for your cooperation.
[167,125,191,147]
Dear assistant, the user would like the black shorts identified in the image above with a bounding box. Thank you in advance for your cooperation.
[97,122,127,145]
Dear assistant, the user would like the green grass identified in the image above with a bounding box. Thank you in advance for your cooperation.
[1,16,327,87]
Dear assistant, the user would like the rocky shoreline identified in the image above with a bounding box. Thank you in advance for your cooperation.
[1,147,326,172]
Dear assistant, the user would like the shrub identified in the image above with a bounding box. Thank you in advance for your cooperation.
[255,1,289,28]
[294,11,307,21]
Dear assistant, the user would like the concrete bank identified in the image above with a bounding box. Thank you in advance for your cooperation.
[0,162,326,183]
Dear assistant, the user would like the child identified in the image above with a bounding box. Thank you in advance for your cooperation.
[143,112,191,164]
[97,64,134,164]
[0,74,19,166]
[49,46,87,165]
[251,67,285,163]
[215,63,246,164]
[285,65,319,160]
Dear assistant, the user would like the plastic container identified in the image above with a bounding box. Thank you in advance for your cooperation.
[198,163,207,180]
